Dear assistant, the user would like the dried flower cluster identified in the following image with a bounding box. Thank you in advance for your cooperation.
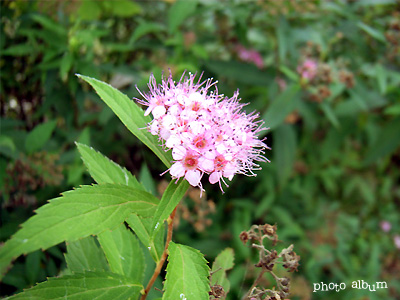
[296,41,355,103]
[241,224,300,300]
[137,71,269,191]
[2,152,64,208]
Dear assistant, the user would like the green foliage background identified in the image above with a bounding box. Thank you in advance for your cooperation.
[1,0,399,299]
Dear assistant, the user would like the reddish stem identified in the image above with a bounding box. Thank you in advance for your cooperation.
[140,207,177,300]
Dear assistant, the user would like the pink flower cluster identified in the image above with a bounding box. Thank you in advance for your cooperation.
[137,71,269,191]
[297,58,318,80]
[236,45,264,69]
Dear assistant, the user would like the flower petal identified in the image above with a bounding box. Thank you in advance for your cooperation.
[185,170,201,186]
[172,145,186,160]
[170,162,185,178]
[209,171,221,184]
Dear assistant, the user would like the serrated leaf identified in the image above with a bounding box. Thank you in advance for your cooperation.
[25,120,57,153]
[211,248,234,295]
[7,271,142,300]
[125,215,164,263]
[65,236,109,273]
[0,184,158,279]
[76,142,143,190]
[97,223,145,283]
[151,179,189,238]
[163,242,210,300]
[76,74,172,168]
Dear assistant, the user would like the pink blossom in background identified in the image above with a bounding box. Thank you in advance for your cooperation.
[236,45,264,69]
[136,71,269,192]
[380,220,391,232]
[394,235,400,249]
[297,58,318,80]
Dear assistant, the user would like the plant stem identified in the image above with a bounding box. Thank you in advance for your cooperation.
[140,207,177,300]
[241,268,267,300]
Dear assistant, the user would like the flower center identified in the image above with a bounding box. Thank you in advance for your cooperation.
[192,102,201,111]
[193,136,207,149]
[214,155,227,171]
[184,154,199,170]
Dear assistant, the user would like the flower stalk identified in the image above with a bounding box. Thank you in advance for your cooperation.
[140,207,178,300]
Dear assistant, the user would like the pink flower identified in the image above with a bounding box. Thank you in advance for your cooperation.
[394,235,400,250]
[297,58,318,80]
[236,45,264,69]
[170,147,203,187]
[380,220,391,232]
[136,71,269,192]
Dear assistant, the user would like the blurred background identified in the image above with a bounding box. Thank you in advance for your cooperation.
[1,0,399,299]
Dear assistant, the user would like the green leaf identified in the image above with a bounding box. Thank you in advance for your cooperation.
[276,16,289,63]
[279,65,299,81]
[364,118,400,165]
[0,135,16,151]
[320,102,340,128]
[25,250,42,285]
[31,14,67,37]
[375,64,387,95]
[204,60,269,86]
[131,22,164,43]
[1,44,35,56]
[139,163,157,195]
[273,124,297,187]
[60,52,73,82]
[76,142,143,190]
[103,0,142,17]
[0,184,158,279]
[77,1,102,20]
[125,215,164,263]
[7,271,142,300]
[25,120,57,153]
[357,22,386,43]
[384,104,400,116]
[168,0,197,33]
[211,248,234,295]
[354,0,396,6]
[151,179,189,238]
[163,242,210,300]
[65,236,109,273]
[271,207,305,239]
[262,85,300,130]
[76,74,172,168]
[97,223,145,283]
